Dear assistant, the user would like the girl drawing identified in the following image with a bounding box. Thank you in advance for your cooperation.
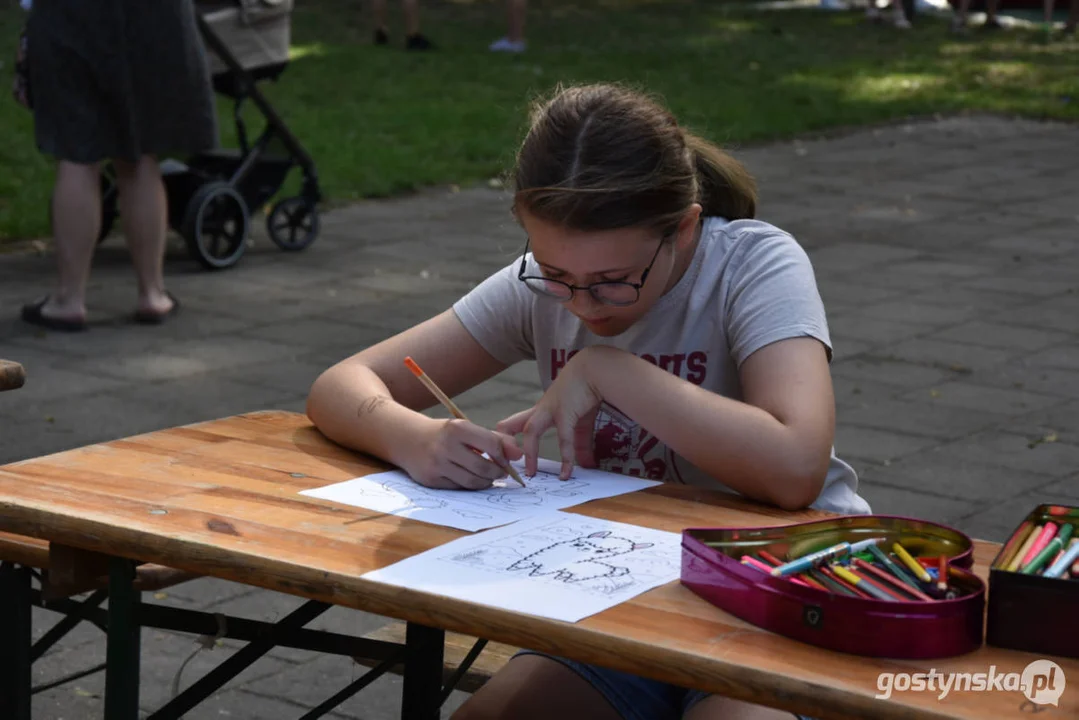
[307,82,869,720]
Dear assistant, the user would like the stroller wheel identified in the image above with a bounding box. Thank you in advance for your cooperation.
[266,196,320,252]
[181,181,250,270]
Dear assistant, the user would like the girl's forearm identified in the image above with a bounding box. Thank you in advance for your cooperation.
[582,347,828,510]
[306,363,438,469]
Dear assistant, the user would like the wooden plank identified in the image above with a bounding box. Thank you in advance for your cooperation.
[0,410,1072,720]
[355,621,519,693]
[0,359,25,392]
[0,531,49,568]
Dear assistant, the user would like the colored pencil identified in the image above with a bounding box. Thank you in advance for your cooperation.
[808,568,858,597]
[404,356,526,487]
[938,554,949,592]
[853,558,934,601]
[893,542,933,583]
[832,566,895,601]
[1007,526,1043,572]
[995,521,1034,570]
[1020,522,1058,570]
[819,565,872,599]
[1023,523,1074,575]
[847,568,909,601]
[868,544,923,594]
[741,555,814,589]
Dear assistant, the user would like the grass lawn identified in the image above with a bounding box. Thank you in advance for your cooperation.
[1,0,1077,242]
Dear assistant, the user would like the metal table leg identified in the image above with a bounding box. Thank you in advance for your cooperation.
[0,562,32,720]
[401,622,445,720]
[104,558,141,720]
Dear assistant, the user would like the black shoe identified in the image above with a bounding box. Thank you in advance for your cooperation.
[374,28,389,45]
[21,297,87,332]
[406,33,434,50]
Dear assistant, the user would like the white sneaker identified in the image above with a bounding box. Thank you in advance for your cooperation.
[490,37,527,52]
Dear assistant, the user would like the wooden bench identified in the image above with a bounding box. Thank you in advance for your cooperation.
[1,359,197,698]
[356,621,520,695]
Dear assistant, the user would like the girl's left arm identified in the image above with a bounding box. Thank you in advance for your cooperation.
[580,339,835,510]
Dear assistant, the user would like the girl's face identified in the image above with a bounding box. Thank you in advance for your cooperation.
[517,205,702,337]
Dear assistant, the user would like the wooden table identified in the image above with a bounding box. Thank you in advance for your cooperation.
[0,410,1075,720]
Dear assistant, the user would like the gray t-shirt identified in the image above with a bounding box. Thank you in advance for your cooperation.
[453,216,871,516]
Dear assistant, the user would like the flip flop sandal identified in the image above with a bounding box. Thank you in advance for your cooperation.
[133,292,181,325]
[20,297,87,332]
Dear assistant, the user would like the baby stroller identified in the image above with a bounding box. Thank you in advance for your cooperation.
[96,0,322,270]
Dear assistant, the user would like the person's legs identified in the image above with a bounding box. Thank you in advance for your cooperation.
[491,0,527,51]
[452,654,625,720]
[683,692,807,720]
[372,0,389,43]
[508,0,526,42]
[402,0,420,36]
[112,155,174,318]
[1066,0,1078,31]
[22,160,102,329]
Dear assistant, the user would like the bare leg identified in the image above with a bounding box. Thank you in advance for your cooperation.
[402,0,420,36]
[1045,0,1056,25]
[507,0,526,42]
[32,160,101,324]
[373,0,387,32]
[113,156,174,317]
[986,0,1001,24]
[451,655,620,720]
[1067,0,1078,30]
[685,694,798,720]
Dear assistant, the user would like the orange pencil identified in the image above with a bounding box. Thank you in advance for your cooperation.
[938,554,948,592]
[403,356,526,487]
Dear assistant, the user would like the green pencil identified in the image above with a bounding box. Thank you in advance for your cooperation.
[868,543,924,592]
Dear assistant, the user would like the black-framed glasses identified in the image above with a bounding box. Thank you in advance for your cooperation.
[517,236,667,307]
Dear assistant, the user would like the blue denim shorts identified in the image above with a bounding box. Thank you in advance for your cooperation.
[516,650,815,720]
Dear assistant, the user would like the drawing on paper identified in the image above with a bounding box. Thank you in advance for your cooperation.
[444,515,677,596]
[507,531,654,585]
[361,511,684,622]
[300,458,662,532]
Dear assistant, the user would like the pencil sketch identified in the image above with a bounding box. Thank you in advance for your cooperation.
[300,459,662,532]
[362,511,683,622]
[445,515,677,596]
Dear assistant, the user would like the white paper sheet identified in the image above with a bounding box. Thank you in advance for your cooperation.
[299,458,661,531]
[362,511,683,622]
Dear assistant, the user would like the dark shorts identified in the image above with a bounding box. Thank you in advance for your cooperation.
[26,0,218,163]
[516,651,816,720]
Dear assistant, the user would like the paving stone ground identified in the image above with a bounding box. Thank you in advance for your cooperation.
[2,114,1078,719]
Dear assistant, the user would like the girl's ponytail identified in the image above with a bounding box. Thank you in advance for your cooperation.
[683,131,757,220]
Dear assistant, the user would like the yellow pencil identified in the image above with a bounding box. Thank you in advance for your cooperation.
[404,356,526,488]
[892,542,933,583]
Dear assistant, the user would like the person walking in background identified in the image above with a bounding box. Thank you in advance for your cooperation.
[20,0,218,331]
[950,0,1003,32]
[372,0,434,49]
[1041,0,1078,37]
[490,0,527,52]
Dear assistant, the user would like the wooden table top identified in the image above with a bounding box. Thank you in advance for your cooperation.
[0,410,1074,720]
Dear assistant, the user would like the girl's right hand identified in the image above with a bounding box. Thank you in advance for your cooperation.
[403,418,523,490]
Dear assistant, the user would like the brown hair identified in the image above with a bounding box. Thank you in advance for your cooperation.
[512,83,756,234]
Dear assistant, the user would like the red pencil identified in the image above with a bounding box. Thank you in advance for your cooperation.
[853,558,934,601]
[759,549,784,567]
[938,554,949,592]
[741,555,810,587]
[755,551,829,591]
[820,565,872,599]
[848,568,910,602]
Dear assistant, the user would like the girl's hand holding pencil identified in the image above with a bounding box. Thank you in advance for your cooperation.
[402,357,525,490]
